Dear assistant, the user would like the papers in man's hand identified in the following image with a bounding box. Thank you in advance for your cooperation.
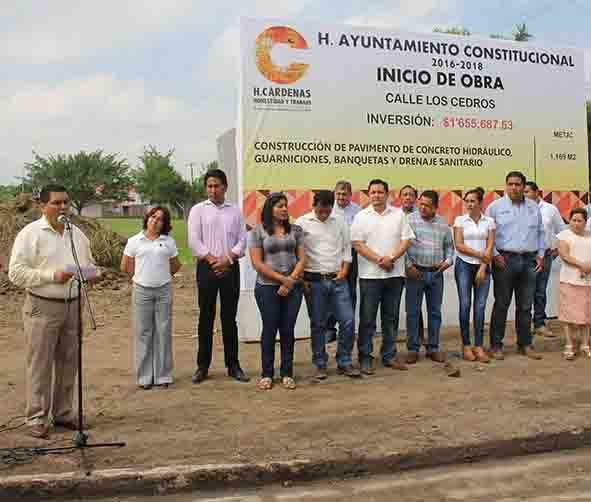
[64,264,98,280]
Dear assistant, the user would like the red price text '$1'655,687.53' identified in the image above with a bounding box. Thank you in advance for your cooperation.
[442,117,513,130]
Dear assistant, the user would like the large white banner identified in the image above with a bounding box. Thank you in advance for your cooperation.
[239,18,588,193]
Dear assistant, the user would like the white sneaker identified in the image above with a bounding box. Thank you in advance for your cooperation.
[534,325,556,338]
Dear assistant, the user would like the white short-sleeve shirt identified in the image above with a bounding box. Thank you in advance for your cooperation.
[557,229,591,286]
[351,205,415,279]
[295,212,352,274]
[124,232,178,288]
[453,214,496,265]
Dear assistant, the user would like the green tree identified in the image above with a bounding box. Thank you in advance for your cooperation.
[24,150,131,213]
[433,26,471,36]
[513,23,533,42]
[490,24,533,41]
[0,184,19,202]
[192,175,207,203]
[434,23,533,42]
[184,175,204,206]
[133,146,193,214]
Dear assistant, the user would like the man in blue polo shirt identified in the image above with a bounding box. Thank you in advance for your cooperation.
[485,171,545,360]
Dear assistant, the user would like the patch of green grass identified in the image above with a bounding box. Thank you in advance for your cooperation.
[97,218,195,264]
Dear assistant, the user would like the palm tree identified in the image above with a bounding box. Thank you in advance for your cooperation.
[513,23,533,42]
[433,26,471,36]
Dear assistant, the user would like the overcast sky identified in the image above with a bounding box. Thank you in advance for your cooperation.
[1,0,590,184]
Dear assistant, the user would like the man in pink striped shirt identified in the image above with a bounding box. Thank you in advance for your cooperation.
[187,169,249,384]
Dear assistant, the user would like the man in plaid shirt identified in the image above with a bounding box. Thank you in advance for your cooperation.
[405,190,454,364]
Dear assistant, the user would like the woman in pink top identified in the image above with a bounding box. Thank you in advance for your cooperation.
[557,208,591,360]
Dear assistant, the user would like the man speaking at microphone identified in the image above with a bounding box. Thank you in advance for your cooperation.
[9,184,95,439]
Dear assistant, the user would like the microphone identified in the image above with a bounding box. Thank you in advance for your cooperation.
[57,214,71,228]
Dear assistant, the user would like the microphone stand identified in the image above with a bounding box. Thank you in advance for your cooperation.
[63,216,125,453]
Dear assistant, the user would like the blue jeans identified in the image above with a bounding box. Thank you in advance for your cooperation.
[406,269,444,353]
[326,249,358,334]
[454,259,491,347]
[490,252,537,349]
[254,283,303,379]
[305,278,354,368]
[358,277,404,365]
[533,253,553,329]
[393,279,425,343]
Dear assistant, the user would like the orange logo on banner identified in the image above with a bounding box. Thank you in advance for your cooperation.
[255,26,309,84]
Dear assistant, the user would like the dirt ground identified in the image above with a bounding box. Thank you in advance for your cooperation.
[0,271,589,477]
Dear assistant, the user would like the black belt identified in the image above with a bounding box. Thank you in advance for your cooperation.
[28,292,79,303]
[498,250,536,257]
[303,272,338,281]
[415,265,439,272]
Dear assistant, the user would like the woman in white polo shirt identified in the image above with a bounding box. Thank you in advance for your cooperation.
[121,207,182,389]
[453,188,496,363]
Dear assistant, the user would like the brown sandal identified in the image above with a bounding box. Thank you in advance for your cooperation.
[473,347,490,363]
[463,346,476,362]
[256,377,273,391]
[281,376,296,390]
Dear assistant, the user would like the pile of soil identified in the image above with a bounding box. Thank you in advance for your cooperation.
[0,195,128,294]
